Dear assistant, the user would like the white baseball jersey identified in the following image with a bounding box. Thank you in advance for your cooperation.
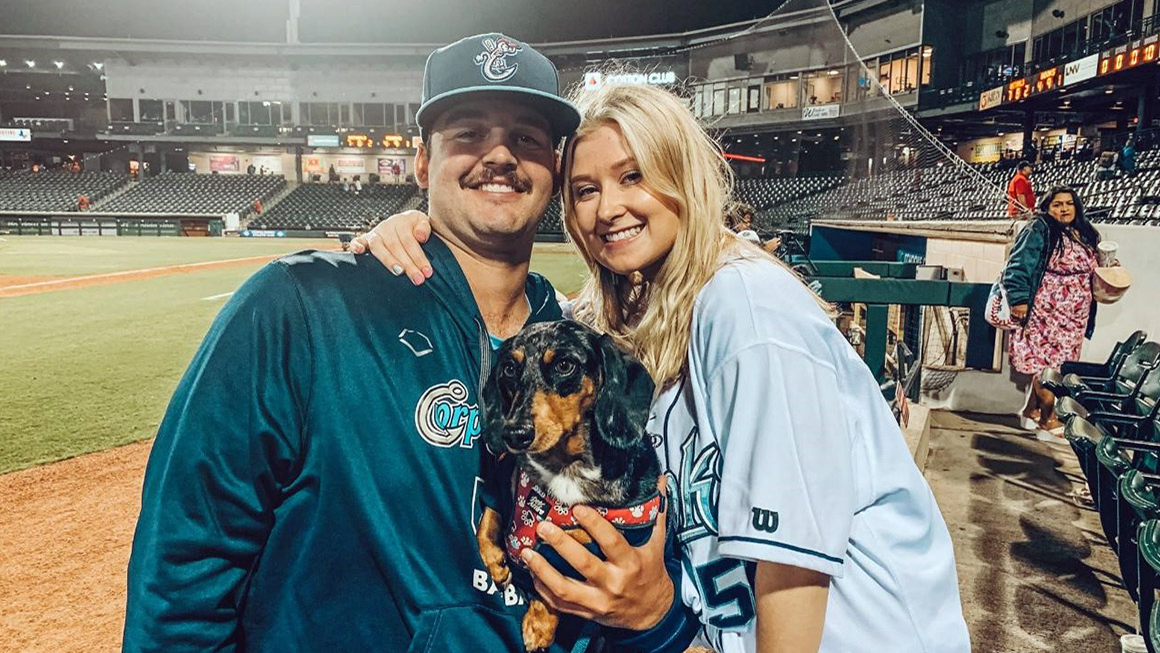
[649,256,970,653]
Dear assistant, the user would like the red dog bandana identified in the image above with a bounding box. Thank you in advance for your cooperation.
[504,470,662,566]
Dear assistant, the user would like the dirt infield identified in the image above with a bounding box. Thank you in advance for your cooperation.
[0,254,289,298]
[0,440,150,653]
[0,441,713,652]
[0,275,64,288]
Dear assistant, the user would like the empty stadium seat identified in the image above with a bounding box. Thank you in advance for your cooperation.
[250,182,420,231]
[0,169,130,212]
[100,172,285,216]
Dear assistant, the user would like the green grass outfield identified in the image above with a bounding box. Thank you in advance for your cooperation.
[0,236,588,474]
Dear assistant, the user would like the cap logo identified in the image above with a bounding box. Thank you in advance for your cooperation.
[474,36,523,82]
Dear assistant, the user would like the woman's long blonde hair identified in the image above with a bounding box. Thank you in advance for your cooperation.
[563,83,829,387]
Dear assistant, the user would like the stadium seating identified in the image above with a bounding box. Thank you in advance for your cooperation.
[754,147,1160,230]
[99,172,285,216]
[249,182,419,231]
[1052,336,1160,646]
[0,169,129,212]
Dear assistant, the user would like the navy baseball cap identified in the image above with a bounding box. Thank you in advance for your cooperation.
[416,33,581,141]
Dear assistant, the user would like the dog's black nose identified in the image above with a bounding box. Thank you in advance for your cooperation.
[505,427,535,451]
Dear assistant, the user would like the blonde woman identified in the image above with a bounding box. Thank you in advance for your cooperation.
[353,83,969,653]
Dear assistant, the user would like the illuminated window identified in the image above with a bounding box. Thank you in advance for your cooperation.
[763,78,798,110]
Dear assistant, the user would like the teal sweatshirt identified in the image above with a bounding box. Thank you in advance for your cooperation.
[123,235,695,652]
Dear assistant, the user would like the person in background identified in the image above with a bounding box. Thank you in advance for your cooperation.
[1097,150,1118,180]
[328,164,338,183]
[1003,186,1101,441]
[1006,161,1035,217]
[725,201,780,254]
[247,162,256,175]
[1121,136,1137,178]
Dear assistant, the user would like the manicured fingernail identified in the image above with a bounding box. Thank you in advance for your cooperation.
[422,266,433,278]
[410,273,424,286]
[537,522,560,537]
[520,550,533,564]
[573,505,592,519]
[390,265,404,276]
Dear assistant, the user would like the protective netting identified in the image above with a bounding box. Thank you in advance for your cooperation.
[685,0,1009,380]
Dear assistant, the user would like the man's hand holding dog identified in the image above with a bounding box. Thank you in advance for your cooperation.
[519,477,674,631]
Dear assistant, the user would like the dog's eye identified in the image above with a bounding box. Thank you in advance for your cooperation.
[554,359,577,376]
[500,360,519,378]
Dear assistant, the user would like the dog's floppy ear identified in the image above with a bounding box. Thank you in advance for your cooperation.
[480,359,507,456]
[593,334,656,449]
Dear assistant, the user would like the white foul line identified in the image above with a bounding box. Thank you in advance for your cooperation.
[0,254,277,292]
[201,292,235,301]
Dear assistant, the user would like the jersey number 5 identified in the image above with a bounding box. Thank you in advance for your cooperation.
[695,558,756,631]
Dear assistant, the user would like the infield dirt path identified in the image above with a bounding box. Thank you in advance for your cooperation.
[0,439,713,653]
[0,440,150,653]
[0,254,291,298]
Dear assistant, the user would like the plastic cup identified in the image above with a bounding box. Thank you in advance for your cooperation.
[1098,241,1118,267]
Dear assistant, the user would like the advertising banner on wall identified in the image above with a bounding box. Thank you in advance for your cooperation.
[1063,54,1100,86]
[378,157,407,176]
[307,134,340,147]
[801,104,840,121]
[333,157,366,175]
[303,156,323,174]
[251,155,283,175]
[209,155,240,173]
[978,86,1004,111]
[0,128,32,142]
[583,70,678,91]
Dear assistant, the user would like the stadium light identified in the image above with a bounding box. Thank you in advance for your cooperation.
[0,59,6,66]
[53,61,64,69]
[25,60,35,68]
[92,62,103,70]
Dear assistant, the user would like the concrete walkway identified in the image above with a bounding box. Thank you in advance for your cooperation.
[927,410,1137,652]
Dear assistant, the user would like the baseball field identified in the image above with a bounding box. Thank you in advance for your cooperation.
[0,235,589,652]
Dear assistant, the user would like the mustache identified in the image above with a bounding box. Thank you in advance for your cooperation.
[461,170,532,193]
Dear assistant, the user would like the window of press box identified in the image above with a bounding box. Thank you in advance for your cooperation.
[877,49,923,95]
[180,100,217,124]
[240,102,274,125]
[1090,0,1145,44]
[108,99,134,122]
[139,100,163,122]
[764,76,799,110]
[802,69,844,105]
[727,87,743,114]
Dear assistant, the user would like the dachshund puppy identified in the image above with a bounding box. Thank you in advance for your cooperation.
[477,321,662,651]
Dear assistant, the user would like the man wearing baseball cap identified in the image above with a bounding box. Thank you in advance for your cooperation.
[124,34,695,653]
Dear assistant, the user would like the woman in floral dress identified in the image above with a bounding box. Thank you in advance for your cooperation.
[1003,186,1101,438]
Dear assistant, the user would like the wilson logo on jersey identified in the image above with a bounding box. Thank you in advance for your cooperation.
[414,380,482,448]
[751,508,780,533]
